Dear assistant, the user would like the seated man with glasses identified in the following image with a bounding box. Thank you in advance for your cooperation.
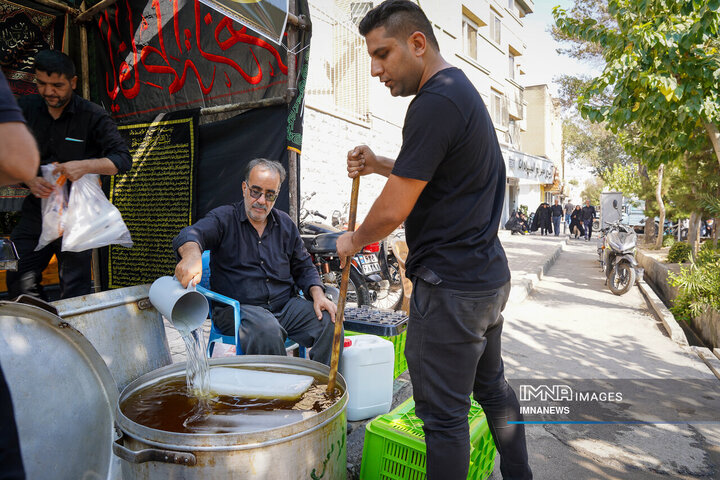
[172,158,339,365]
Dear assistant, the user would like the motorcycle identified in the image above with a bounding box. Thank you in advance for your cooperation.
[597,221,639,296]
[298,195,403,309]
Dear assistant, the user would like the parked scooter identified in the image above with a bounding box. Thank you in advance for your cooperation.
[597,221,639,295]
[298,194,403,309]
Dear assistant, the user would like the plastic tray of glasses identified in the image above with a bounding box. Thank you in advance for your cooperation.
[342,306,409,336]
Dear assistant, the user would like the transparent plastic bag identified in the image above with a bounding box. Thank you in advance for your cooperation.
[61,174,133,252]
[35,164,68,251]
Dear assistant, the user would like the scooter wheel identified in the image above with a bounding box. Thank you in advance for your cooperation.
[608,263,636,296]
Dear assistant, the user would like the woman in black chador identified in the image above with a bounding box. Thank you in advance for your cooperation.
[531,203,553,235]
[569,205,586,239]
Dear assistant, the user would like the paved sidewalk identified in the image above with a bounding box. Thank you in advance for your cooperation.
[499,230,568,303]
[498,239,720,479]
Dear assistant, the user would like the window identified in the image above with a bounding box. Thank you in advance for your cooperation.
[305,2,370,123]
[508,0,515,9]
[508,119,520,148]
[462,16,478,60]
[508,53,515,80]
[491,91,508,128]
[350,2,372,26]
[490,14,501,45]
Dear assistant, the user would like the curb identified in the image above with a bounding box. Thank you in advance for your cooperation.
[688,346,720,381]
[637,278,689,346]
[509,238,568,304]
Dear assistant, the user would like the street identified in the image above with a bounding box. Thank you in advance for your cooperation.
[496,236,720,479]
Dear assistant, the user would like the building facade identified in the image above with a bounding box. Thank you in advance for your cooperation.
[300,0,555,225]
[517,84,563,210]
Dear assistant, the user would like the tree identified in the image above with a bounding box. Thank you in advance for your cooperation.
[551,0,615,62]
[581,177,604,205]
[552,14,630,181]
[554,0,720,170]
[603,162,641,197]
[555,0,720,249]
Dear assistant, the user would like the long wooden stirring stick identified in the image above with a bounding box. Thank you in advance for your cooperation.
[327,176,360,394]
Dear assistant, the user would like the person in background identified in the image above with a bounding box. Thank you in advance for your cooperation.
[563,199,574,234]
[336,2,532,478]
[581,199,597,241]
[569,205,585,239]
[505,210,525,235]
[538,203,552,235]
[518,212,529,233]
[550,199,563,237]
[6,50,131,300]
[0,67,40,480]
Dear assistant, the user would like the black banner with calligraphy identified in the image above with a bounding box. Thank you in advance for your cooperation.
[93,0,293,123]
[0,0,65,96]
[107,110,198,288]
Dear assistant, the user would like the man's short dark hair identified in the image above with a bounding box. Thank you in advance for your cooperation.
[34,50,76,79]
[245,158,286,185]
[358,0,439,51]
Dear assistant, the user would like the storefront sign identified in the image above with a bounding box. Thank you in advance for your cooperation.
[503,147,555,184]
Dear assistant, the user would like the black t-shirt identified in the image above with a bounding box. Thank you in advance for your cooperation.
[17,94,131,225]
[551,204,563,216]
[391,67,510,291]
[0,70,24,124]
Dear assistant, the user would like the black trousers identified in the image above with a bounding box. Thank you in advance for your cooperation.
[6,219,92,300]
[405,279,532,480]
[0,362,25,480]
[213,296,340,366]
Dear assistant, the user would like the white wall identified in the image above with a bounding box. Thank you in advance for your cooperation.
[517,182,541,211]
[300,107,404,222]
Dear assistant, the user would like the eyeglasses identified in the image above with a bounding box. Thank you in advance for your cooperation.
[247,185,278,202]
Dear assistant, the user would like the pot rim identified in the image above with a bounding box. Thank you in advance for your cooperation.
[116,356,347,450]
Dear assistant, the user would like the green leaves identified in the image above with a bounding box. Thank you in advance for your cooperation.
[555,0,720,168]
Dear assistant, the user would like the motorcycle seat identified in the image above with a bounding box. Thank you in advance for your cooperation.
[304,231,342,254]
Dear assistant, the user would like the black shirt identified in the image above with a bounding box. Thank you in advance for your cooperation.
[391,67,510,291]
[17,93,131,223]
[0,70,26,480]
[173,201,323,312]
[551,204,563,217]
[581,205,597,221]
[0,71,24,123]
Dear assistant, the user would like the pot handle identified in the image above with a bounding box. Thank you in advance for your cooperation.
[113,432,197,466]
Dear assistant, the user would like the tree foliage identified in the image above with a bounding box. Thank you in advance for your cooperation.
[550,0,615,61]
[603,162,641,197]
[580,177,605,205]
[554,0,720,169]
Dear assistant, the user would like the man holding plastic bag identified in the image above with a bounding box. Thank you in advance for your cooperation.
[6,50,131,300]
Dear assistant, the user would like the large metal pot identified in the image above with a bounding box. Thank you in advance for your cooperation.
[114,356,348,479]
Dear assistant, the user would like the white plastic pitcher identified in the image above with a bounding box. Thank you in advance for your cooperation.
[149,276,208,335]
[340,335,394,421]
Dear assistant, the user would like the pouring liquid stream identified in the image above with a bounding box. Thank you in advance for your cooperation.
[180,327,212,428]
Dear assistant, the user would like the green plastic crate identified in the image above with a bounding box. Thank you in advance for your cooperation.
[346,330,407,379]
[360,397,496,480]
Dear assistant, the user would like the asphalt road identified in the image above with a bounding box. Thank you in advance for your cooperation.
[496,238,720,479]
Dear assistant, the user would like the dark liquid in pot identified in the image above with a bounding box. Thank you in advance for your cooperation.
[121,366,342,434]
